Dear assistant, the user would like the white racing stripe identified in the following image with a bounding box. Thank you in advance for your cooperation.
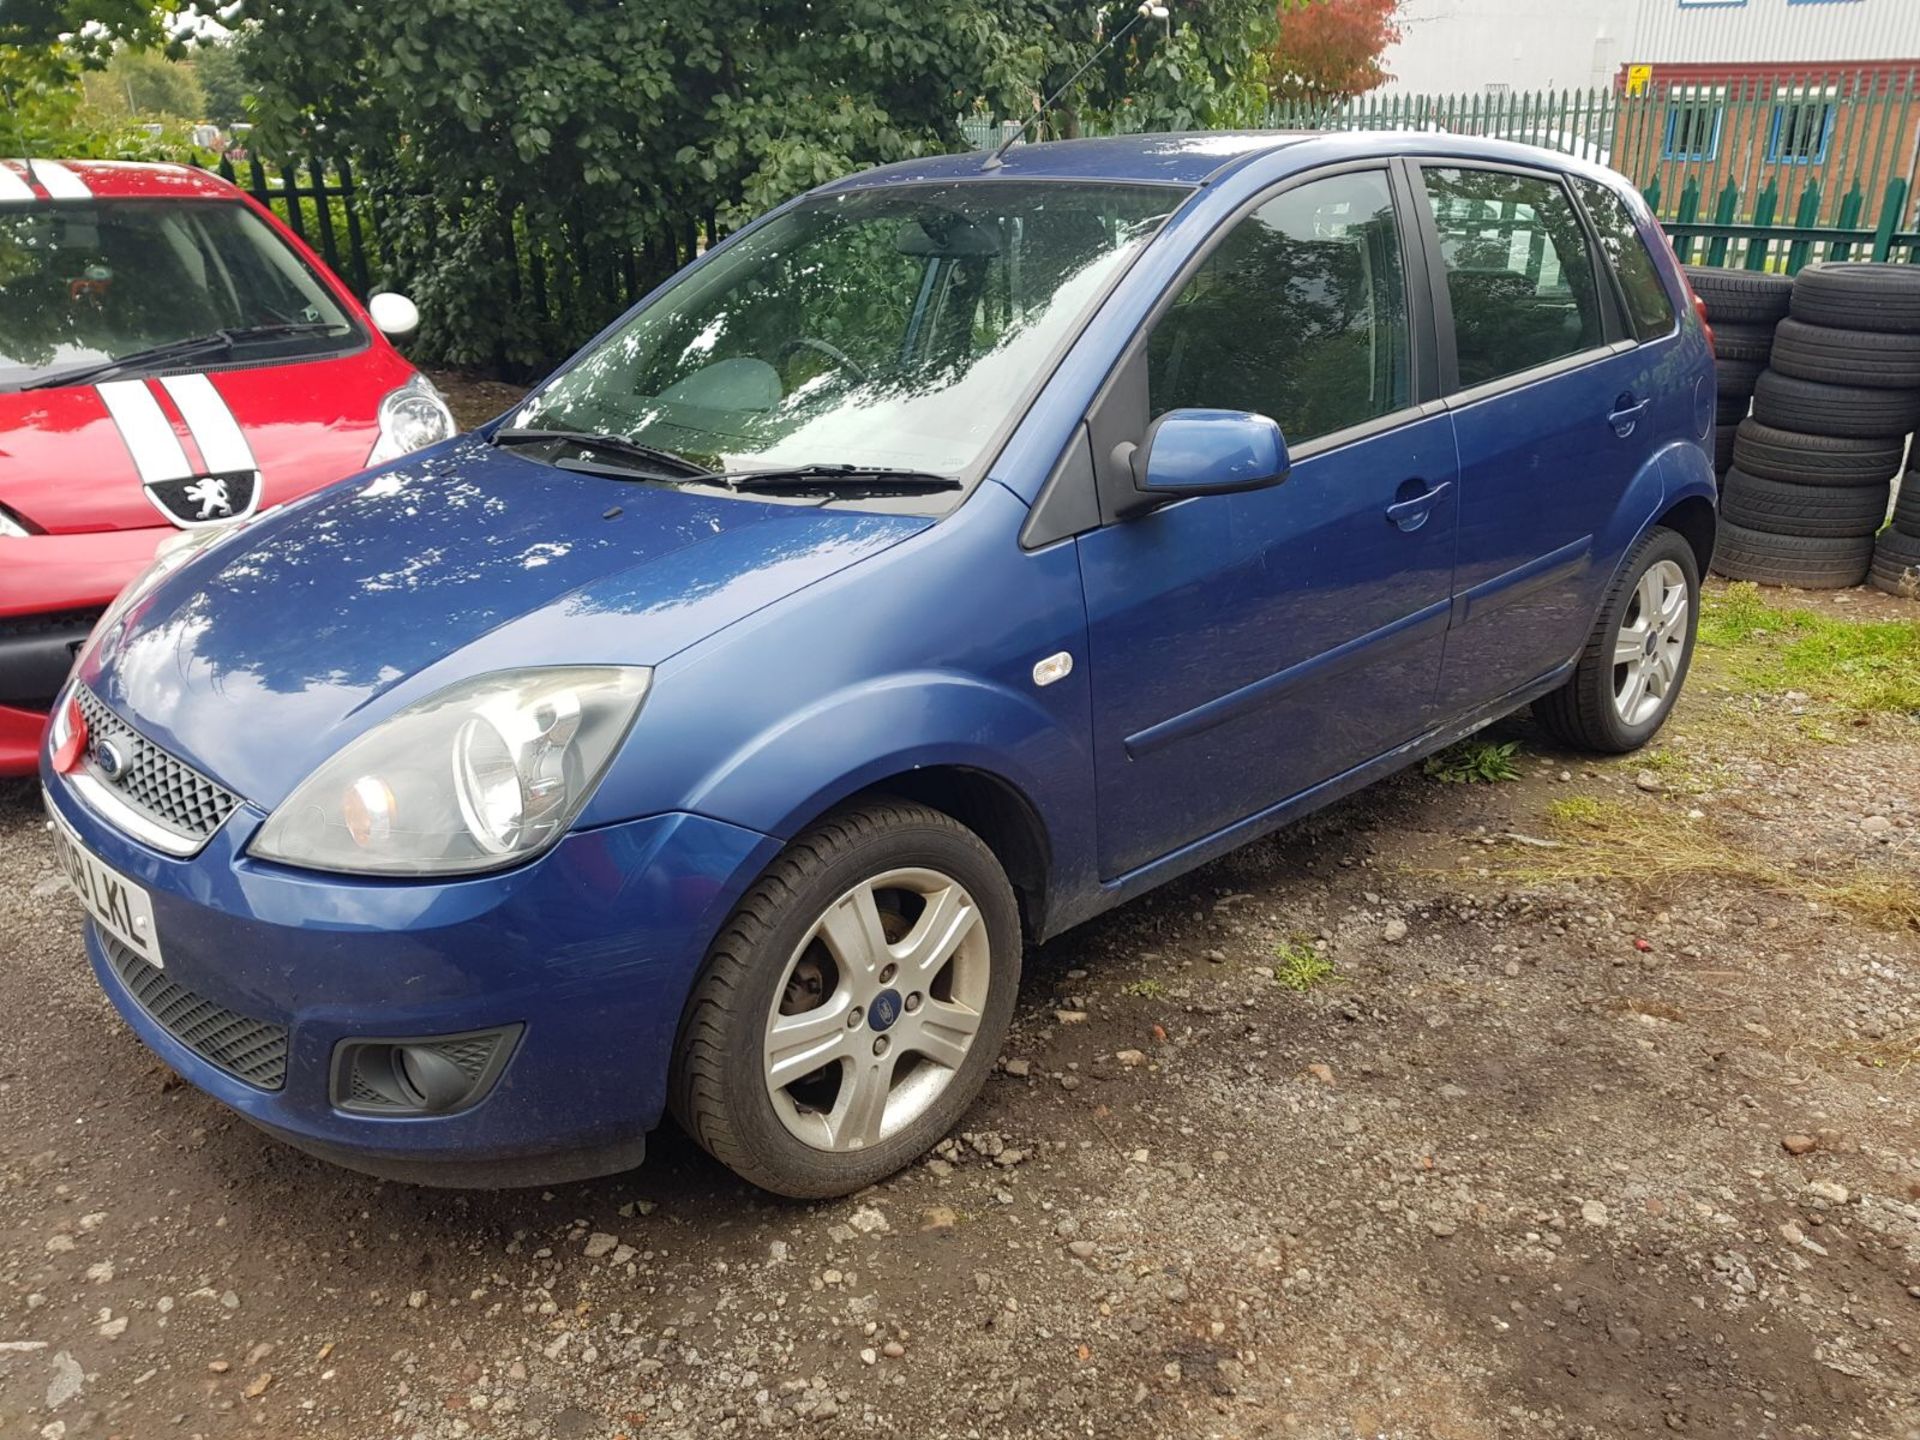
[97,380,193,484]
[0,163,35,204]
[158,374,257,475]
[28,160,91,201]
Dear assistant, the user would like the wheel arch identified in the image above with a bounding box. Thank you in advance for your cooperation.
[1654,494,1717,578]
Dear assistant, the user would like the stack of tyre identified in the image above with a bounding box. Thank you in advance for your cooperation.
[1685,267,1792,478]
[1873,467,1920,596]
[1711,263,1920,590]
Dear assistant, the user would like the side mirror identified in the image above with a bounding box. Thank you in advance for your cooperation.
[1129,408,1290,501]
[367,291,421,341]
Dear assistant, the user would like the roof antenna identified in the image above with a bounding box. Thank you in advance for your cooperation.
[981,1,1170,171]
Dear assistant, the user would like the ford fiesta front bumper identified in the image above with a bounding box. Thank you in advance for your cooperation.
[43,768,781,1187]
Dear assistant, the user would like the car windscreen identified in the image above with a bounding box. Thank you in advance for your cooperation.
[510,180,1189,480]
[0,199,361,389]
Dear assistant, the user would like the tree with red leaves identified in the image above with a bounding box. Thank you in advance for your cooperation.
[1270,0,1404,102]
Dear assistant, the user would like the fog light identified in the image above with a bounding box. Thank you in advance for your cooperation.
[332,1026,521,1115]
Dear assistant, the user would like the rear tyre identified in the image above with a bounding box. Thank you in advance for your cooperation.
[1710,521,1874,589]
[1751,369,1920,439]
[1768,318,1920,390]
[1713,423,1738,475]
[1730,420,1905,488]
[1718,468,1891,539]
[1686,266,1794,326]
[669,799,1021,1199]
[1714,355,1766,397]
[1534,527,1699,754]
[1869,528,1920,597]
[1711,321,1776,364]
[1790,263,1920,335]
[1892,471,1920,536]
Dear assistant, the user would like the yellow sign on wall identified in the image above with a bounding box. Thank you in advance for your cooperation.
[1626,64,1653,97]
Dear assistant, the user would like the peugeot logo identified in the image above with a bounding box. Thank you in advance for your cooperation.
[92,738,127,783]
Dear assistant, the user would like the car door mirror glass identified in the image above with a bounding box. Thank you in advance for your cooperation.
[1132,408,1290,499]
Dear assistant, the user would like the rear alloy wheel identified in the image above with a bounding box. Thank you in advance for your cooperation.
[1535,527,1699,753]
[671,800,1019,1198]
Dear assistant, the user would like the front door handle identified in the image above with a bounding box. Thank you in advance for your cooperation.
[1385,479,1453,532]
[1608,394,1651,436]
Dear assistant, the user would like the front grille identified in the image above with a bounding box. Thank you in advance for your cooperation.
[75,686,240,844]
[101,930,288,1090]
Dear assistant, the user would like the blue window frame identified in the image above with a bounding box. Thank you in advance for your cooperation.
[1767,97,1837,165]
[1662,92,1725,161]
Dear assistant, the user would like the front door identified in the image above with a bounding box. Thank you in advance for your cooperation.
[1078,167,1459,879]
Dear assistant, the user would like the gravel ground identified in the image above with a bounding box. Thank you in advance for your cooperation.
[3,566,1917,1440]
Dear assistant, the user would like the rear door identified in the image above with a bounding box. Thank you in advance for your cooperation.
[1412,163,1675,714]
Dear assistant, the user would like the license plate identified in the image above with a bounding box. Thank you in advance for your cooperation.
[47,801,165,970]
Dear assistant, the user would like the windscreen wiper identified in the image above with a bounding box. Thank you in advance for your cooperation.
[21,323,341,390]
[491,426,711,479]
[714,464,962,494]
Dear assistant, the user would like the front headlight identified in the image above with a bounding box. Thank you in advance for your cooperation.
[250,666,650,876]
[366,373,457,466]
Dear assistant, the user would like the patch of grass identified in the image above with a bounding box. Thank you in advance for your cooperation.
[1698,583,1920,716]
[1500,798,1919,931]
[1273,938,1337,992]
[1424,738,1523,784]
[1120,978,1167,999]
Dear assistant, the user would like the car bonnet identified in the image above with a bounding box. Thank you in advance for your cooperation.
[76,436,930,808]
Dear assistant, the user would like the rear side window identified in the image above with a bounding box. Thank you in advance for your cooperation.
[1574,178,1677,343]
[1420,167,1606,390]
[1145,169,1412,446]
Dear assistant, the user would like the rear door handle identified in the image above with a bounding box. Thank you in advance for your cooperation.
[1385,479,1453,532]
[1608,395,1651,436]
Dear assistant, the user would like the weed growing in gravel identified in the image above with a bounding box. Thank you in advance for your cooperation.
[1506,799,1920,931]
[1273,939,1337,991]
[1120,978,1168,999]
[1424,738,1523,784]
[1699,583,1920,716]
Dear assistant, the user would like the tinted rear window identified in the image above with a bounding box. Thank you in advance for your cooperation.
[1575,179,1677,343]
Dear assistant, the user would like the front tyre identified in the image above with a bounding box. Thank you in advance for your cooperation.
[1534,526,1700,754]
[669,799,1021,1198]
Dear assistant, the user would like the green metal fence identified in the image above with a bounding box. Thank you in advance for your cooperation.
[1265,72,1920,270]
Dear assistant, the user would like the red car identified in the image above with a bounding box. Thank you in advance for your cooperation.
[0,158,455,775]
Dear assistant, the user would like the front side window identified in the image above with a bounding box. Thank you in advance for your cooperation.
[1575,178,1678,343]
[1145,169,1411,446]
[0,200,359,390]
[1420,167,1605,390]
[514,181,1185,478]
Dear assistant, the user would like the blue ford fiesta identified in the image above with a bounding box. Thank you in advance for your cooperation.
[42,133,1715,1197]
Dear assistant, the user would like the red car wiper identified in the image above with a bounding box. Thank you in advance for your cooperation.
[20,324,341,391]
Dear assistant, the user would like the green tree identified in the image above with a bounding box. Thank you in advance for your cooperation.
[1,1,185,152]
[190,34,248,124]
[200,0,1282,370]
[86,45,205,118]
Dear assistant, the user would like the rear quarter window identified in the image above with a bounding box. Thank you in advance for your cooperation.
[1575,179,1677,343]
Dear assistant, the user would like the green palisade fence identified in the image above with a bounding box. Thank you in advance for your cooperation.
[1262,71,1920,270]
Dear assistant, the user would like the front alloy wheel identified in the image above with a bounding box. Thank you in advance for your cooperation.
[671,800,1020,1198]
[763,868,991,1153]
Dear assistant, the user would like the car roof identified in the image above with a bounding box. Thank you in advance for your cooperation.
[817,130,1626,195]
[822,132,1319,190]
[0,158,244,204]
